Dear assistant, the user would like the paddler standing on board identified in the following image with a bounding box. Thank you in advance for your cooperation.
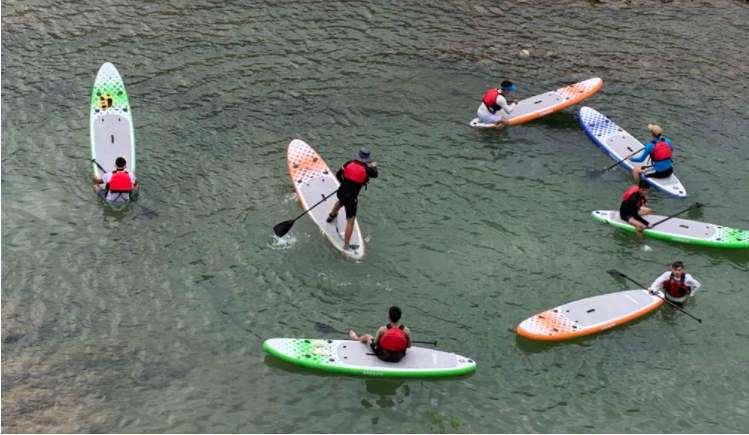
[477,81,519,129]
[625,124,675,181]
[620,180,653,242]
[326,147,378,251]
[648,261,701,305]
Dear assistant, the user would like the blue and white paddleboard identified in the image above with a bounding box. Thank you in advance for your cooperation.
[579,107,686,199]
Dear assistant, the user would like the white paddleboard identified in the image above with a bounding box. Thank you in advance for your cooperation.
[579,107,686,198]
[470,78,602,128]
[90,63,135,178]
[286,139,364,259]
[264,338,476,377]
[592,210,749,249]
[517,290,664,341]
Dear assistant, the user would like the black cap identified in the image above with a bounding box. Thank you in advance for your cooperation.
[354,147,373,164]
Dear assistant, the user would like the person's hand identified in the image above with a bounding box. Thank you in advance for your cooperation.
[647,224,653,228]
[91,174,98,181]
[647,287,654,294]
[371,162,377,167]
[513,99,519,104]
[625,154,633,160]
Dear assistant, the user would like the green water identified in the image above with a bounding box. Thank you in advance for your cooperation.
[2,0,749,432]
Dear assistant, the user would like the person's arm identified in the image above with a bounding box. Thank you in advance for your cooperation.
[336,163,346,183]
[685,274,701,296]
[131,174,139,188]
[92,174,104,184]
[648,271,670,293]
[495,95,516,114]
[404,327,412,348]
[629,143,654,163]
[373,326,386,345]
[366,163,378,179]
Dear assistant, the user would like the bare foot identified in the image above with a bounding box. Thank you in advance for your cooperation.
[349,331,358,340]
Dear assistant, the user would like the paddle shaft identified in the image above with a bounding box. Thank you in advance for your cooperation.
[291,189,338,224]
[607,147,645,171]
[317,323,437,346]
[613,272,702,323]
[651,204,702,228]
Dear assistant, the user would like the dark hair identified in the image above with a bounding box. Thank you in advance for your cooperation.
[501,80,513,89]
[638,180,650,189]
[115,156,127,168]
[389,306,402,323]
[672,261,684,269]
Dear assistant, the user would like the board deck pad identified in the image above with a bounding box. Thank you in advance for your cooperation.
[90,63,135,177]
[517,290,664,341]
[592,210,749,249]
[287,139,364,259]
[264,338,476,377]
[470,78,602,128]
[579,107,686,198]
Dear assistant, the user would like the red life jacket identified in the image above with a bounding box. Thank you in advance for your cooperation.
[343,161,368,184]
[651,139,672,161]
[379,324,407,351]
[482,89,501,113]
[108,171,133,193]
[663,273,690,298]
[622,186,647,208]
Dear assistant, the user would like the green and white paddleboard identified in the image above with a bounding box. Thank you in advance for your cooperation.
[264,338,476,378]
[90,62,135,178]
[592,210,749,249]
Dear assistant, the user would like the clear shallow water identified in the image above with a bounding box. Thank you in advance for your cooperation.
[2,0,749,432]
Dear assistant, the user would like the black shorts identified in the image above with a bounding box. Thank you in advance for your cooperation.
[337,191,358,219]
[644,166,673,179]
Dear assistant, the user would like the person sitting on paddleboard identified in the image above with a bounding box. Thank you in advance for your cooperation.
[326,147,378,251]
[625,124,674,181]
[349,306,412,363]
[620,180,653,241]
[648,261,701,304]
[92,156,139,202]
[477,80,519,129]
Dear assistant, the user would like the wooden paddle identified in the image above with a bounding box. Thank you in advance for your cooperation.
[314,322,437,346]
[606,270,702,323]
[273,190,338,238]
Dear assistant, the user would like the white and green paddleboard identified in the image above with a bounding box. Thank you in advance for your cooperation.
[264,338,476,378]
[90,62,135,178]
[592,210,749,249]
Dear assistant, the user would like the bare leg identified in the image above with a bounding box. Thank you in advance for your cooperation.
[640,206,652,215]
[93,185,102,192]
[632,166,643,181]
[628,218,646,242]
[344,218,355,247]
[495,116,509,130]
[349,331,373,343]
[329,201,341,217]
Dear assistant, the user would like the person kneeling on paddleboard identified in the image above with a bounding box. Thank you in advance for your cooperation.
[326,147,378,251]
[625,124,674,181]
[648,261,701,305]
[620,180,653,241]
[350,306,412,363]
[477,80,519,129]
[92,156,139,202]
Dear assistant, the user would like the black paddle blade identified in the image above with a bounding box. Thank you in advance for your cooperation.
[138,204,159,219]
[587,169,606,178]
[314,322,345,335]
[606,269,624,277]
[273,220,295,238]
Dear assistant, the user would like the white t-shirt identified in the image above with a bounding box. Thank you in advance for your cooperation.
[650,271,701,302]
[478,93,516,116]
[102,171,137,202]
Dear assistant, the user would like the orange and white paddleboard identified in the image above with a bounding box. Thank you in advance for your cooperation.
[286,139,364,259]
[517,289,663,341]
[470,77,602,128]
